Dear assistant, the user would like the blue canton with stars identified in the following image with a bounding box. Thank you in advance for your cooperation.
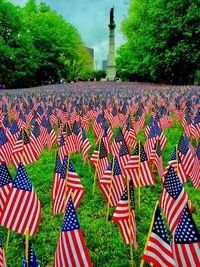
[178,136,189,155]
[174,204,200,244]
[120,180,135,210]
[170,148,181,163]
[0,235,3,248]
[132,143,148,162]
[13,163,32,191]
[107,158,122,176]
[0,127,8,146]
[82,129,87,142]
[60,156,68,179]
[62,198,80,232]
[152,206,170,244]
[54,153,62,173]
[99,140,107,159]
[32,122,40,138]
[164,166,183,199]
[196,142,200,160]
[59,135,65,147]
[10,120,19,135]
[0,162,13,187]
[115,128,124,143]
[22,238,40,267]
[118,140,129,157]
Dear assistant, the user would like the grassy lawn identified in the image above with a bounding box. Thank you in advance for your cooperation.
[1,116,199,267]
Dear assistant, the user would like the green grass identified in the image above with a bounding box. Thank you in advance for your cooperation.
[1,118,199,267]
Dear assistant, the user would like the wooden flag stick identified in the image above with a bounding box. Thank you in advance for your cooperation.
[92,140,101,196]
[63,153,71,212]
[138,140,141,210]
[25,228,29,264]
[5,229,11,253]
[140,201,159,267]
[127,178,134,267]
[106,157,115,222]
[176,144,179,176]
[21,127,25,165]
[151,138,159,172]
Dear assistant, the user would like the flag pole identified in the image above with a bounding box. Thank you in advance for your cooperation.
[25,228,29,264]
[138,140,141,210]
[106,157,115,222]
[5,229,11,253]
[140,201,159,267]
[151,138,159,172]
[127,178,134,267]
[176,144,179,176]
[92,140,101,196]
[63,153,71,212]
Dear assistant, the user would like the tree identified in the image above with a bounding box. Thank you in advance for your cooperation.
[117,0,200,84]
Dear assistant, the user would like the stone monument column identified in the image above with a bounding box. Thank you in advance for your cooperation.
[106,7,116,81]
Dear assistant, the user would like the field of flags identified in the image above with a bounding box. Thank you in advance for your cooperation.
[0,82,199,266]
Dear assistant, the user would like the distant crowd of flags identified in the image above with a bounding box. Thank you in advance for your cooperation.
[0,82,199,266]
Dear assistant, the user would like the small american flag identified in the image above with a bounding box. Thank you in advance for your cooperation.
[171,204,200,267]
[0,235,6,267]
[0,127,12,166]
[112,180,137,249]
[178,136,194,177]
[111,128,124,156]
[81,129,91,163]
[0,162,13,217]
[52,153,62,201]
[0,163,41,236]
[190,142,200,189]
[142,205,175,267]
[54,198,93,267]
[160,165,188,233]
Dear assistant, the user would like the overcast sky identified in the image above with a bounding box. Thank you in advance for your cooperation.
[9,0,129,68]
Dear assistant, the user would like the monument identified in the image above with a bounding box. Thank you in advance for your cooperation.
[106,7,116,81]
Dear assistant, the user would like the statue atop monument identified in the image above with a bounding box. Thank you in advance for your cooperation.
[110,7,114,25]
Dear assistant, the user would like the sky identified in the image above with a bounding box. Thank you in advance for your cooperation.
[9,0,129,69]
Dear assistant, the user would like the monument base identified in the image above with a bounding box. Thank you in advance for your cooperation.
[106,65,116,81]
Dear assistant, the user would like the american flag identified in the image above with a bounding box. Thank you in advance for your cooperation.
[0,235,6,267]
[58,134,68,162]
[150,140,163,178]
[81,129,91,163]
[171,204,200,267]
[190,142,200,189]
[125,143,155,187]
[117,140,130,170]
[11,129,38,169]
[97,140,109,181]
[0,163,41,236]
[99,158,125,206]
[54,198,93,267]
[111,128,124,156]
[110,105,119,129]
[40,116,48,145]
[89,144,99,169]
[162,148,187,184]
[0,162,13,216]
[6,120,20,149]
[112,180,137,249]
[52,152,62,201]
[160,165,188,233]
[66,123,76,154]
[81,111,90,132]
[46,119,57,151]
[178,136,194,177]
[22,238,40,267]
[30,122,43,158]
[0,127,12,166]
[72,121,82,153]
[142,205,175,267]
[123,120,137,149]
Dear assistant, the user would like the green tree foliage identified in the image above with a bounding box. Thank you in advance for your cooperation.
[0,0,93,88]
[117,0,200,84]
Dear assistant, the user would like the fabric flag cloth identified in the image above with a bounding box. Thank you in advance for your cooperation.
[142,205,176,267]
[29,122,43,158]
[117,140,130,171]
[81,129,91,163]
[111,128,125,157]
[112,180,137,249]
[190,142,200,189]
[0,127,12,166]
[0,163,41,236]
[22,238,40,267]
[0,235,6,267]
[150,140,164,178]
[171,204,200,267]
[99,158,125,206]
[58,134,68,162]
[72,121,82,153]
[178,136,194,178]
[0,162,13,217]
[96,140,109,181]
[54,198,93,267]
[46,119,57,151]
[125,143,156,187]
[11,129,38,169]
[162,148,187,185]
[160,165,188,233]
[51,153,62,201]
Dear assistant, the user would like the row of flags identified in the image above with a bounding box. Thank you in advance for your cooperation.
[0,83,199,266]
